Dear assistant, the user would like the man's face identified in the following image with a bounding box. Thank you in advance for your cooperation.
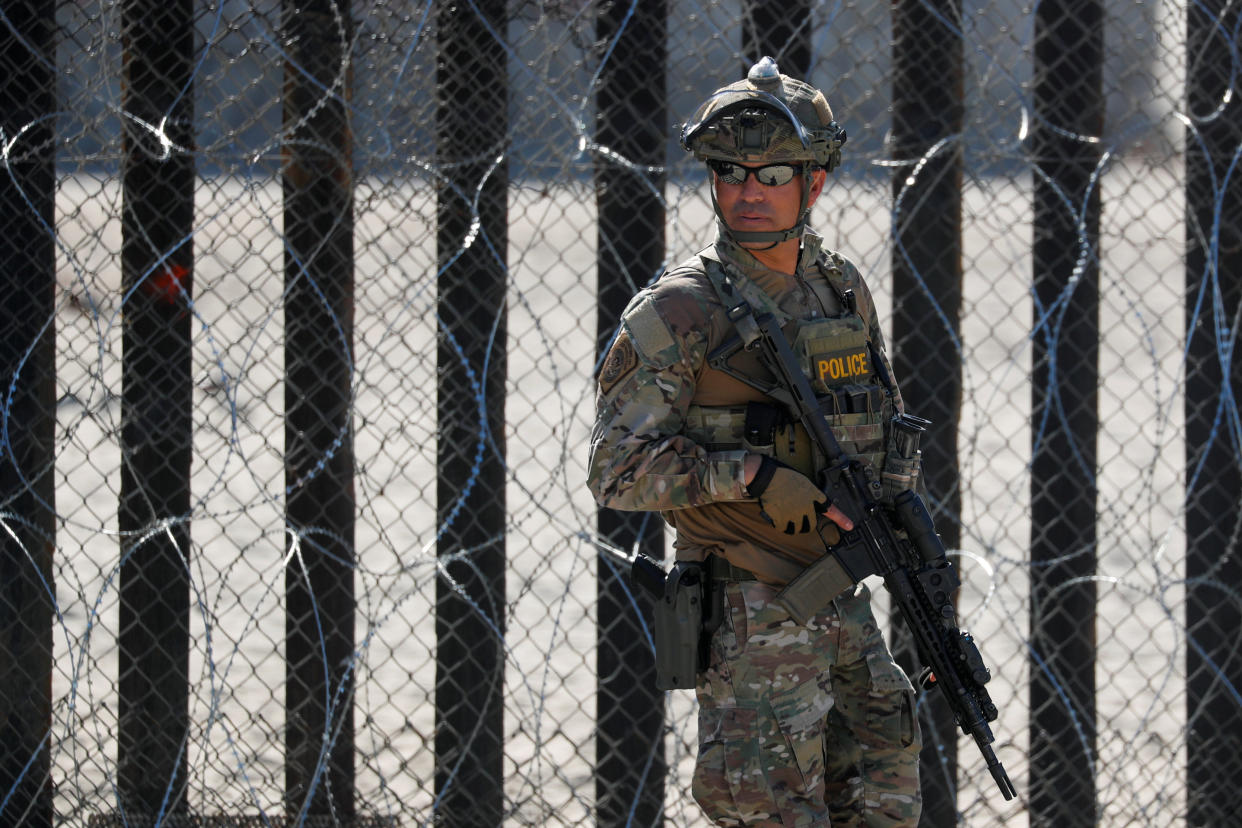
[711,160,826,243]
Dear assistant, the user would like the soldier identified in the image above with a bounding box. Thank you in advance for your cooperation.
[588,57,922,827]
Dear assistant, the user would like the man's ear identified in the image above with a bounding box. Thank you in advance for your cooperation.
[806,168,828,207]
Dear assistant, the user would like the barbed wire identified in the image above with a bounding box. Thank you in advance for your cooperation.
[1,0,1238,825]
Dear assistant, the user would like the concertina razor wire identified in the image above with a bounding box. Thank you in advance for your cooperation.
[1,0,1238,825]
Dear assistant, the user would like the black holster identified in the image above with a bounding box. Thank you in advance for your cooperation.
[652,561,723,690]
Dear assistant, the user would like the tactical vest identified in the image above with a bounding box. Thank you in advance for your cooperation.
[682,250,895,484]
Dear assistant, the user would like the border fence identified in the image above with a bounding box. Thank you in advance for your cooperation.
[1,0,1239,825]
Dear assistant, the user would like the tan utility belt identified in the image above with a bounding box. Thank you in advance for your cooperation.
[706,555,757,582]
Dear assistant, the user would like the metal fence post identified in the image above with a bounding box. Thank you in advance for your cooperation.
[282,0,357,820]
[1029,2,1102,822]
[0,1,56,822]
[117,0,195,814]
[890,1,964,821]
[21,2,1237,821]
[434,0,509,823]
[742,0,811,78]
[1185,2,1242,823]
[593,0,668,823]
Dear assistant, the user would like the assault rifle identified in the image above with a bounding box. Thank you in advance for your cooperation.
[713,303,1017,801]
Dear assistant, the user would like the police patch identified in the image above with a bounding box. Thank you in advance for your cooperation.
[814,346,871,385]
[599,331,639,395]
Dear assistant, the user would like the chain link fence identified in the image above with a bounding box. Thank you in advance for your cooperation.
[1,0,1238,825]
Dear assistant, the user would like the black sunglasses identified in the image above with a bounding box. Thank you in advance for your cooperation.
[707,159,801,187]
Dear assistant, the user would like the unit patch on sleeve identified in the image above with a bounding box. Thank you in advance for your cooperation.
[599,330,639,396]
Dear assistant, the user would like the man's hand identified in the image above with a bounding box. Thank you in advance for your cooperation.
[744,455,854,534]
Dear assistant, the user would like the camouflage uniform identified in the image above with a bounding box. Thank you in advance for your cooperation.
[588,57,921,827]
[695,580,919,827]
[588,231,921,826]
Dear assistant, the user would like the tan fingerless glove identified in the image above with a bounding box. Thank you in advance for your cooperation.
[747,456,828,535]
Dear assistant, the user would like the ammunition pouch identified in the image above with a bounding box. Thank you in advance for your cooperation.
[880,413,929,502]
[684,395,888,481]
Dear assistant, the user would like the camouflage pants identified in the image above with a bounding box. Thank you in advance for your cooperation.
[692,580,921,827]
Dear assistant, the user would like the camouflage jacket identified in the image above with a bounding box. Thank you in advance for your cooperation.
[587,228,903,583]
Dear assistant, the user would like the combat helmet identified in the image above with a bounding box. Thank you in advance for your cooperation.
[681,56,847,246]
